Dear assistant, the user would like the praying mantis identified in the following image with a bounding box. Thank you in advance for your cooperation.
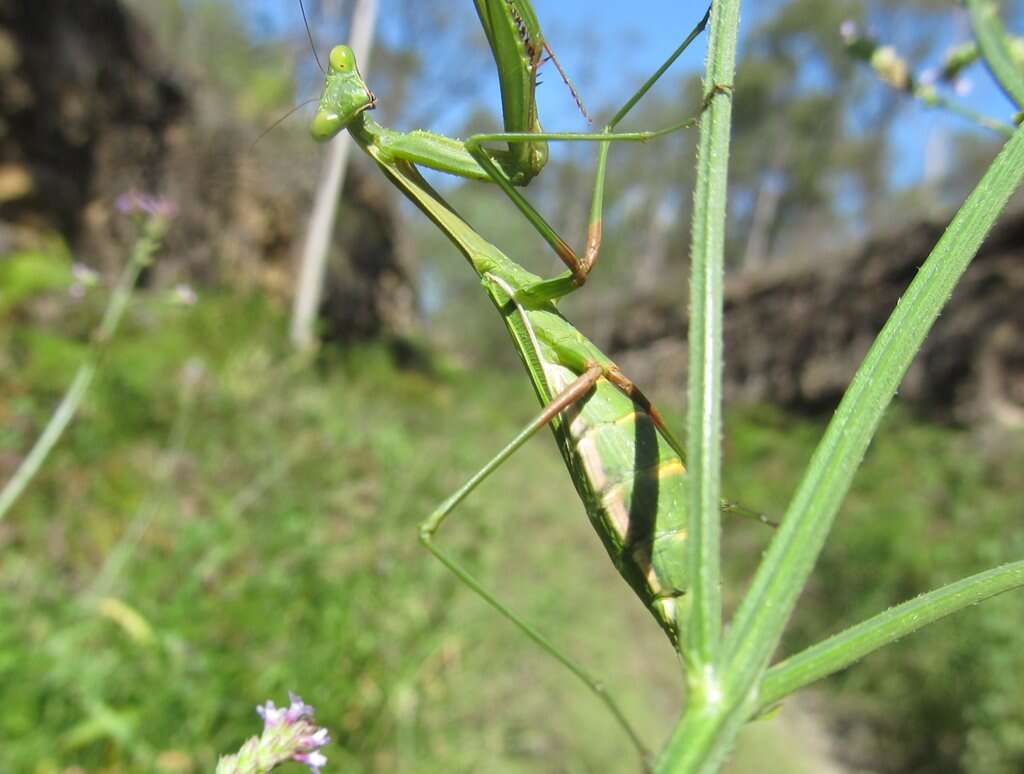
[309,1,724,760]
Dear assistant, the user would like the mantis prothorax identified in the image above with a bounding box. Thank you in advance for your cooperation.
[308,7,725,761]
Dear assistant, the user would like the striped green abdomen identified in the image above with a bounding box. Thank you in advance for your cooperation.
[549,365,689,644]
[476,269,690,644]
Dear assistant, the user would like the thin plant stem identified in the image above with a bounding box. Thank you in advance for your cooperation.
[758,560,1024,709]
[965,0,1024,109]
[0,216,167,521]
[0,367,97,520]
[922,90,1015,137]
[657,12,1024,774]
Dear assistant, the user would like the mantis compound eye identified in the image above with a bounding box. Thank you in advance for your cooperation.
[329,45,355,72]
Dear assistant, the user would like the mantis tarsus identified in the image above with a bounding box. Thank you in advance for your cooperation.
[309,4,721,761]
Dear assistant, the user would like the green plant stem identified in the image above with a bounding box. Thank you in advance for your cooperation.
[758,560,1024,709]
[918,88,1015,137]
[0,367,97,521]
[654,2,742,769]
[655,689,760,774]
[0,218,166,521]
[684,0,739,669]
[966,0,1024,109]
[657,120,1024,774]
[721,123,1024,693]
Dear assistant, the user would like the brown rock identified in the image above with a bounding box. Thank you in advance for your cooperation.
[611,211,1024,424]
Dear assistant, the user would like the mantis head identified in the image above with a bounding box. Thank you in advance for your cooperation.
[310,45,376,142]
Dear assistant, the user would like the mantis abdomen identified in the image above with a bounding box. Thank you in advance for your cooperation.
[487,274,690,645]
[557,370,689,642]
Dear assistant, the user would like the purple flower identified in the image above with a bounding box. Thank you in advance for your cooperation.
[285,692,315,723]
[256,699,287,727]
[257,692,316,728]
[69,262,99,298]
[839,19,859,43]
[115,190,177,218]
[231,692,329,773]
[303,728,330,748]
[72,262,99,285]
[294,751,327,772]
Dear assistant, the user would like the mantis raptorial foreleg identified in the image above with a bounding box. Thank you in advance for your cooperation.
[464,8,715,303]
[312,7,715,304]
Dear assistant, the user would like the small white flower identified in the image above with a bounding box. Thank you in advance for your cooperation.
[172,283,197,306]
[72,262,99,286]
[839,19,859,43]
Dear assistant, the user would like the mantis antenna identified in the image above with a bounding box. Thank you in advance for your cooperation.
[297,0,325,74]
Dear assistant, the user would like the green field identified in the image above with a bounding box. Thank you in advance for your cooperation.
[3,266,1023,772]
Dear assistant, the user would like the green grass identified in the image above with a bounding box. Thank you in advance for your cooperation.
[2,273,1022,772]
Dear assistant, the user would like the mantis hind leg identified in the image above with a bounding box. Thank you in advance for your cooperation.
[418,366,652,766]
[539,330,776,530]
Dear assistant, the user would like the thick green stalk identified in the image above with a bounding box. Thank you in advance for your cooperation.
[655,687,760,774]
[683,0,740,669]
[659,121,1024,774]
[721,124,1024,694]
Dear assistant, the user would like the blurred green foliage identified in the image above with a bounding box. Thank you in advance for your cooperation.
[124,0,296,124]
[2,246,1022,772]
[0,247,74,315]
[1,251,685,772]
[3,0,1023,767]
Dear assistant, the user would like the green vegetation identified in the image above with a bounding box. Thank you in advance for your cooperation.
[3,249,1022,772]
[5,1,1024,769]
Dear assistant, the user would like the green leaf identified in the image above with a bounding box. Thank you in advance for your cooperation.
[758,560,1024,709]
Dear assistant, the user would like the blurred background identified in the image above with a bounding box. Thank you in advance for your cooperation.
[1,0,1023,771]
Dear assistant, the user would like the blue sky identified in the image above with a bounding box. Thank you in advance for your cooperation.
[528,1,1018,187]
[253,0,1019,188]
